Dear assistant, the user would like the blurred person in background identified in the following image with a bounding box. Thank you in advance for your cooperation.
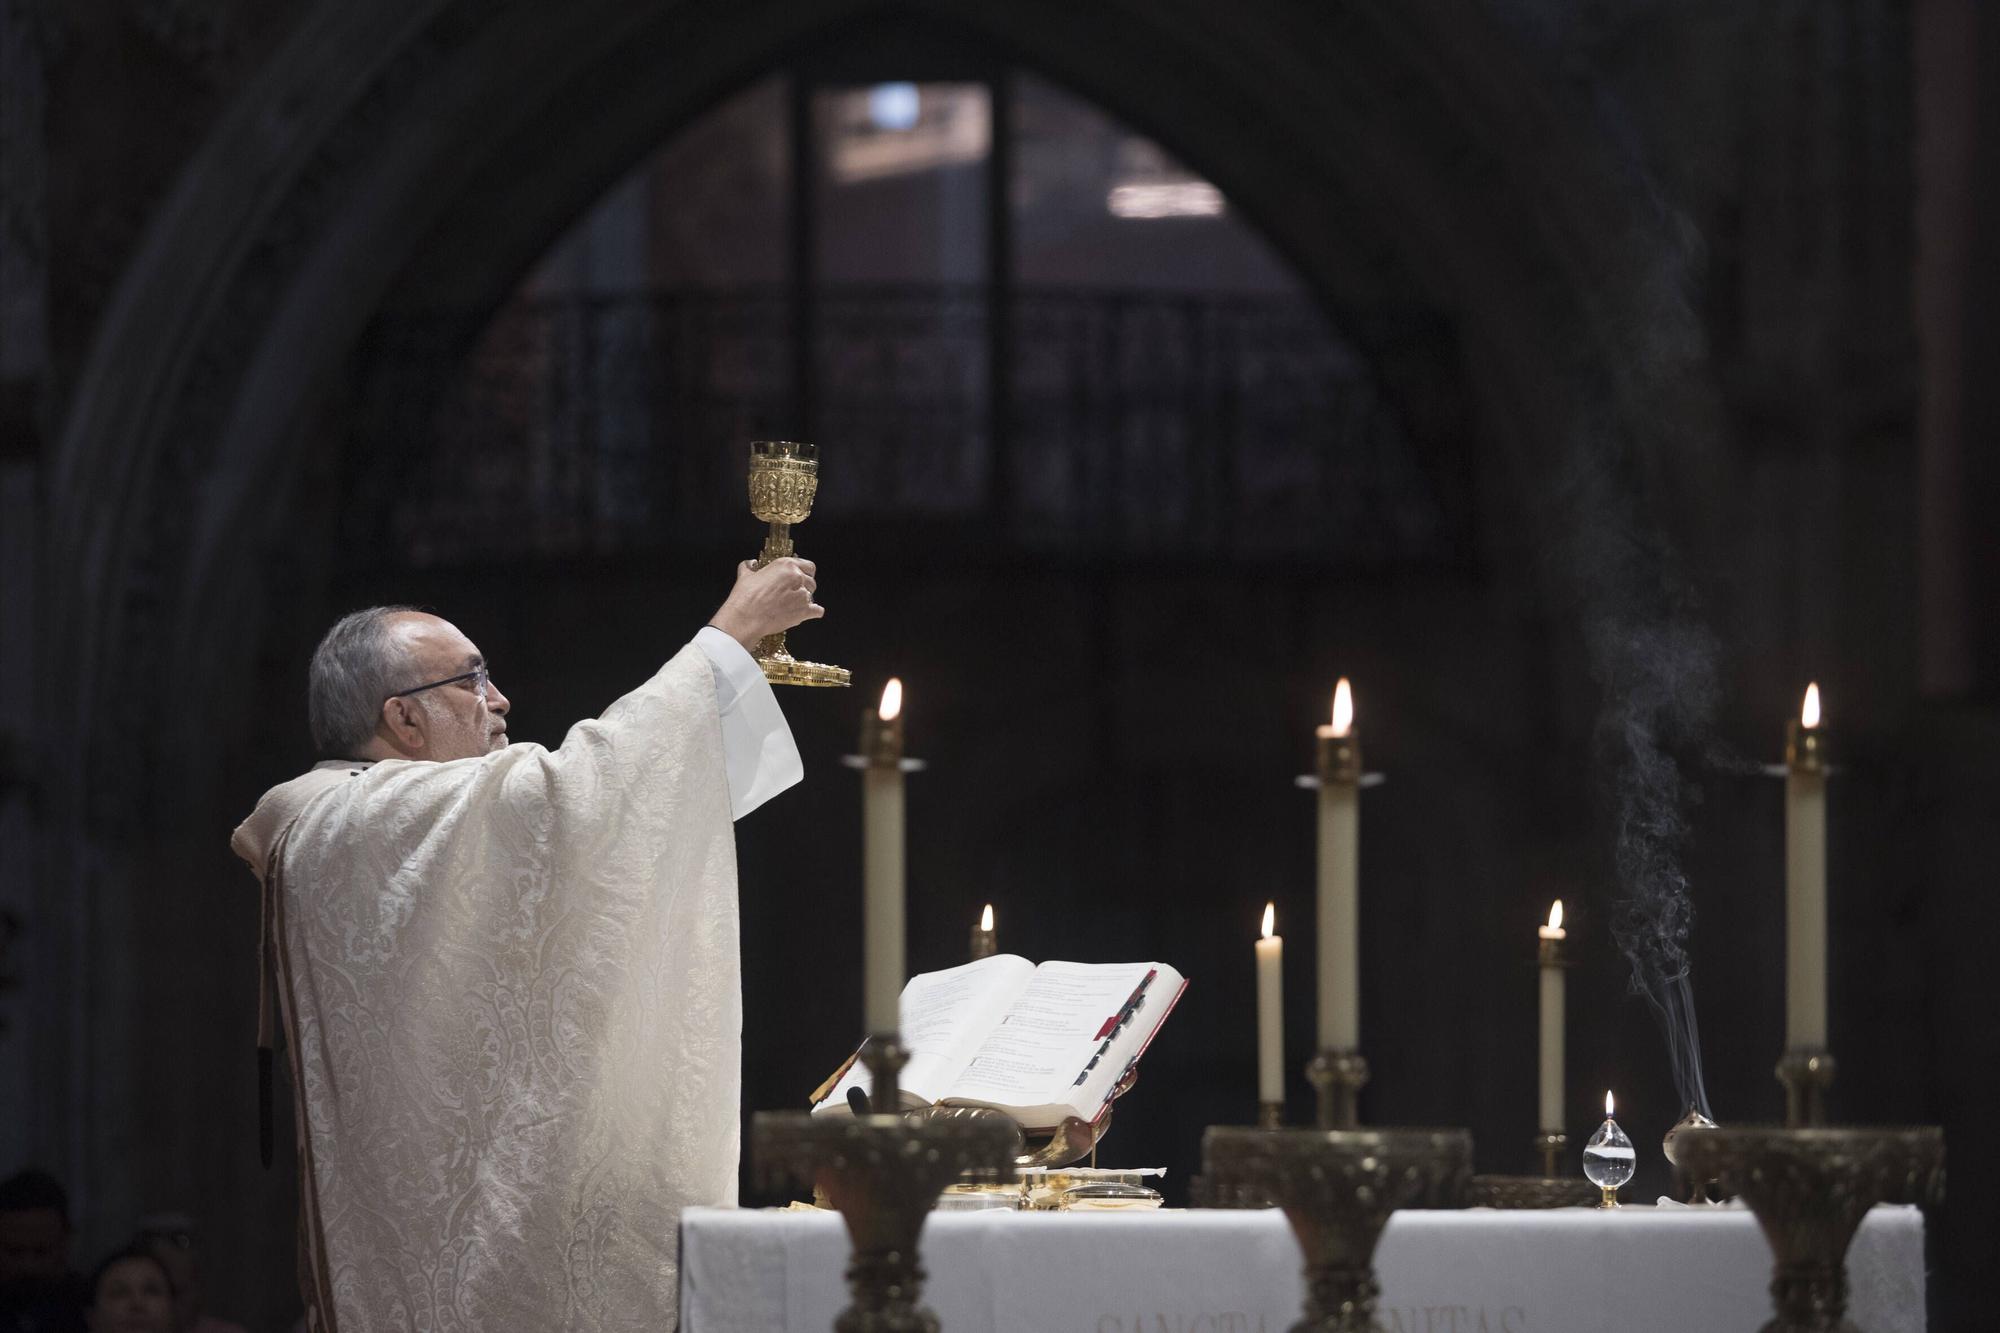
[1,1170,85,1333]
[130,1219,245,1333]
[80,1250,170,1333]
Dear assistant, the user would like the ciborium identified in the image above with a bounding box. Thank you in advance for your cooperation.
[747,439,850,687]
[1675,1126,1944,1333]
[1204,1125,1471,1333]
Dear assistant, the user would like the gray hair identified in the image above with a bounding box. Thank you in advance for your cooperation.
[308,605,419,756]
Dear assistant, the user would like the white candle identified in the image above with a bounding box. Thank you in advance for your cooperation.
[1256,902,1284,1105]
[1537,900,1566,1132]
[862,679,906,1034]
[970,902,997,960]
[1315,679,1361,1050]
[1785,683,1827,1050]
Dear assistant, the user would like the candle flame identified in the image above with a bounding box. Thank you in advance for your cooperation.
[1331,678,1354,737]
[1605,1090,1615,1117]
[1547,899,1564,932]
[980,903,994,932]
[1261,902,1276,939]
[1801,682,1820,728]
[878,677,903,722]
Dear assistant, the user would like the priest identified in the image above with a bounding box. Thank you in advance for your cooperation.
[231,556,823,1332]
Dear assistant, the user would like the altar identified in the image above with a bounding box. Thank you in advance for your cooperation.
[679,1204,1926,1333]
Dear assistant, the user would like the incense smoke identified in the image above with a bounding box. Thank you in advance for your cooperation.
[1542,88,1725,1120]
[1551,417,1720,1122]
[1591,603,1719,1120]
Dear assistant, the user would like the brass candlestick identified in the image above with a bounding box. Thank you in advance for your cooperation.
[746,439,850,687]
[1307,1048,1369,1130]
[1778,1048,1836,1128]
[1674,1126,1944,1333]
[753,1035,1018,1333]
[1204,1125,1471,1333]
[1534,1128,1567,1178]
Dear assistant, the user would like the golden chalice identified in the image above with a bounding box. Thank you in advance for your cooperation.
[747,440,850,687]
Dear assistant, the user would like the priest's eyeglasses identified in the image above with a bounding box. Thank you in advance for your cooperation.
[387,666,490,704]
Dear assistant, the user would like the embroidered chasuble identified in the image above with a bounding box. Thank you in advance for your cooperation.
[232,637,800,1332]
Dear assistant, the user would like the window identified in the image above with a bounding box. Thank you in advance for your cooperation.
[346,63,1463,570]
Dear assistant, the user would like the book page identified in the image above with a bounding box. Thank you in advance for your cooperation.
[818,954,1036,1112]
[943,961,1160,1115]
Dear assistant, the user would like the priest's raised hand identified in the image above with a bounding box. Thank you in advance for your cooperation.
[705,554,824,650]
[231,569,813,1333]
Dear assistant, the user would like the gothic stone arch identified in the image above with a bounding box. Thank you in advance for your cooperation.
[37,0,1726,1261]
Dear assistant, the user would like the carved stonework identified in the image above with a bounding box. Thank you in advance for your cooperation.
[102,0,479,834]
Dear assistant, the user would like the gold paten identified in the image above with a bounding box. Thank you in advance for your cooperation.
[1019,1167,1164,1211]
[746,440,850,687]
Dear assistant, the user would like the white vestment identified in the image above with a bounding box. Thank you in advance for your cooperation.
[232,634,799,1333]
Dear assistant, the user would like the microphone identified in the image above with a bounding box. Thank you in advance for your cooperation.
[846,1085,871,1116]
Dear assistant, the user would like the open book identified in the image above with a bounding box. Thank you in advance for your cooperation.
[813,954,1187,1132]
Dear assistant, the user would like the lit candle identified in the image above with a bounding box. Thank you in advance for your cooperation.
[861,679,906,1034]
[1582,1090,1636,1208]
[970,902,997,960]
[1256,903,1284,1107]
[1314,679,1361,1050]
[1537,900,1566,1134]
[1785,683,1827,1050]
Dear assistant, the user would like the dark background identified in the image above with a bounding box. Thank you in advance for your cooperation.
[2,2,1997,1330]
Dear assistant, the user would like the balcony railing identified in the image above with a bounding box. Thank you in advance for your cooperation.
[345,286,1465,568]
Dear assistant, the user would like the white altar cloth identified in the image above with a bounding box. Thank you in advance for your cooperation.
[680,1204,1925,1333]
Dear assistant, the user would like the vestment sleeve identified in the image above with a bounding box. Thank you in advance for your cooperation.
[693,626,805,819]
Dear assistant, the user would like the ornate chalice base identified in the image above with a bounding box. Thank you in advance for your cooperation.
[754,1110,1019,1332]
[1675,1126,1944,1333]
[757,649,853,687]
[1204,1126,1472,1333]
